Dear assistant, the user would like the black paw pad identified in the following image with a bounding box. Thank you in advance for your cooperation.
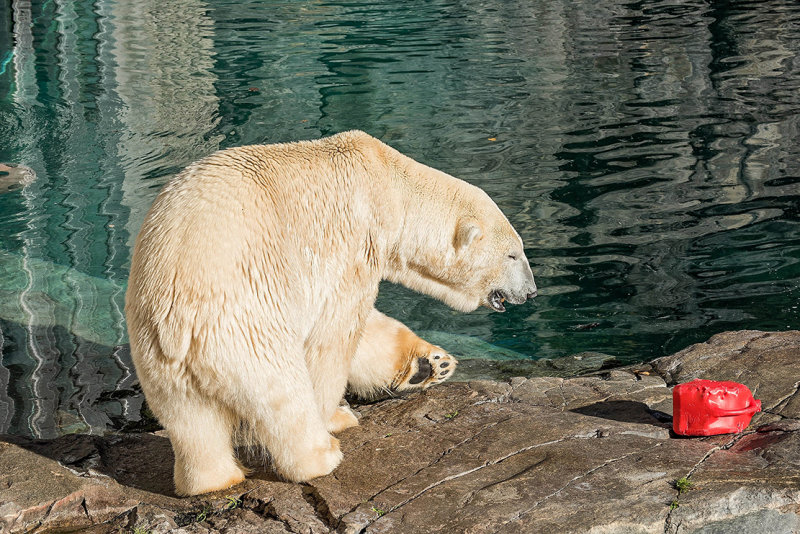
[408,358,432,385]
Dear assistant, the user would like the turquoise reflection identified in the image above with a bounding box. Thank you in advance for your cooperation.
[1,0,799,437]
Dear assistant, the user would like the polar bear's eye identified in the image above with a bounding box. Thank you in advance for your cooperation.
[508,254,518,261]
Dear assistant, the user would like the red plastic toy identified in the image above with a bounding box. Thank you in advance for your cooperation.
[672,379,761,436]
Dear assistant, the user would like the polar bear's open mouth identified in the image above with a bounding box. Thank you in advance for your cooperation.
[488,290,506,312]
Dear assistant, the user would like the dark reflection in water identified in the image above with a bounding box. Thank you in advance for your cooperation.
[0,0,799,437]
[0,319,140,437]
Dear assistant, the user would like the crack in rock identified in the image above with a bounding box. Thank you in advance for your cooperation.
[761,409,789,420]
[663,432,754,534]
[111,503,158,532]
[766,381,800,414]
[459,456,548,508]
[339,414,518,524]
[301,484,338,532]
[346,428,418,456]
[80,497,90,520]
[663,512,681,534]
[472,399,502,406]
[26,499,57,532]
[499,443,665,530]
[377,440,564,520]
[358,430,609,532]
[686,431,751,479]
[259,498,299,533]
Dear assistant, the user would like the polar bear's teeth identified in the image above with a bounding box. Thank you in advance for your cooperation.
[489,290,506,312]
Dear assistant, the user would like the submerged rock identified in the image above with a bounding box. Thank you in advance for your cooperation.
[455,351,620,381]
[1,330,799,533]
[0,163,35,194]
[417,330,531,361]
[420,330,620,380]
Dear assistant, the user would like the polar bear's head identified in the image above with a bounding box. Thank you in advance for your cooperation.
[374,136,537,313]
[391,181,537,314]
[443,196,538,313]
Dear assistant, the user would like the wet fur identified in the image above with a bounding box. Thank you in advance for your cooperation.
[125,131,534,495]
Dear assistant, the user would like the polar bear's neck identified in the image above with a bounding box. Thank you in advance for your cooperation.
[373,145,483,313]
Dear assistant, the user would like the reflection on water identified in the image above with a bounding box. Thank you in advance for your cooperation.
[1,0,799,437]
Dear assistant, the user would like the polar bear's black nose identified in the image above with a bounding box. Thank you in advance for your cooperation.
[526,290,538,300]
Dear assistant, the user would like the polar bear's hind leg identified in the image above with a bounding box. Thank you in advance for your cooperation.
[164,395,245,496]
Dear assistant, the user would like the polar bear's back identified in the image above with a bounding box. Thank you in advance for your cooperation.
[126,133,383,364]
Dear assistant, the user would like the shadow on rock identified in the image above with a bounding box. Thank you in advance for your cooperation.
[4,431,289,499]
[571,400,673,426]
[4,432,178,497]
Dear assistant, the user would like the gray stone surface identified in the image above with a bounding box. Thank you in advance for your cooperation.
[1,330,799,533]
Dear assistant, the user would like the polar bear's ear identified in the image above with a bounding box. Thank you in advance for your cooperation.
[454,219,482,251]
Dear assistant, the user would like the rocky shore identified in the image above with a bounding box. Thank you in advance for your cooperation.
[2,330,800,533]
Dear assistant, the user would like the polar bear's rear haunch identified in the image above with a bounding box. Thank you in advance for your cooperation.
[125,131,536,496]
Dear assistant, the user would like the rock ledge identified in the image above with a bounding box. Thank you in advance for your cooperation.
[2,330,800,533]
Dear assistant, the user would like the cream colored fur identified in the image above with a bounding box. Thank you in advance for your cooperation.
[125,131,535,496]
[348,309,454,398]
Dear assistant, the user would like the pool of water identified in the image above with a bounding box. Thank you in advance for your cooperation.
[1,0,799,437]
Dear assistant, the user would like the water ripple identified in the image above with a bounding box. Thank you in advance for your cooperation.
[1,0,800,437]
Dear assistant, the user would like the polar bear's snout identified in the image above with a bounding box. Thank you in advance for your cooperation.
[509,256,537,301]
[487,256,537,312]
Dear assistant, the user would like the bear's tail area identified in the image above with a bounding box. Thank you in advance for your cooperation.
[155,315,192,364]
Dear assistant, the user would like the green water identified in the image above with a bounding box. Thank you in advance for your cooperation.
[1,0,799,437]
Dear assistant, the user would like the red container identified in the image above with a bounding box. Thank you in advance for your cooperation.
[672,379,761,436]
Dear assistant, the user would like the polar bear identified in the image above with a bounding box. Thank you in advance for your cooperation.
[125,131,536,496]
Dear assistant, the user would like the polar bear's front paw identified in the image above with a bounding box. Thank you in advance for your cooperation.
[393,348,457,391]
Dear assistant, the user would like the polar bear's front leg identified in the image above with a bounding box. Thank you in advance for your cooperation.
[223,356,343,483]
[347,309,457,399]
